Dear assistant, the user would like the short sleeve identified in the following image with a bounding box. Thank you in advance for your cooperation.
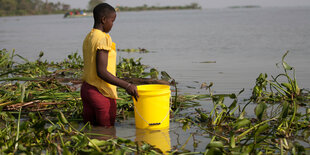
[96,34,112,51]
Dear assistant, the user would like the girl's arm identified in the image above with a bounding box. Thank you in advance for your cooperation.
[96,49,138,100]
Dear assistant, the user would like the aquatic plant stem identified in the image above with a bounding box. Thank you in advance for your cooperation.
[235,117,277,142]
[79,121,90,132]
[189,120,229,143]
[280,138,284,155]
[266,80,289,96]
[9,49,15,69]
[67,123,102,152]
[241,100,252,113]
[173,80,181,115]
[180,134,192,150]
[110,139,136,152]
[13,107,22,153]
[288,99,297,129]
[57,131,65,150]
[86,136,102,152]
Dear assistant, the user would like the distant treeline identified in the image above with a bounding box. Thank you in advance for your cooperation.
[0,0,70,16]
[117,3,201,12]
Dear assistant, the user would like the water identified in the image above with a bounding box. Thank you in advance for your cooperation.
[1,6,310,152]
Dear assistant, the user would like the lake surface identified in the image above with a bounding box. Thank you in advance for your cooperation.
[1,6,310,152]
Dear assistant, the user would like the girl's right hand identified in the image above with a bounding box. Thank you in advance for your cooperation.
[126,84,139,101]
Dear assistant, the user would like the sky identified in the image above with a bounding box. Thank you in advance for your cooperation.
[49,0,310,9]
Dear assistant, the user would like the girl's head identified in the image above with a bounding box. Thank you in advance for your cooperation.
[93,3,116,33]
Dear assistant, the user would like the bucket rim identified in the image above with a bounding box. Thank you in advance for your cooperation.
[137,84,170,91]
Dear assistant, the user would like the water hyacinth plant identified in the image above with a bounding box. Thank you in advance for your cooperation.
[0,49,309,154]
[179,51,310,154]
[0,48,195,154]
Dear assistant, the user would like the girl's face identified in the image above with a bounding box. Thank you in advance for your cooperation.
[103,12,116,33]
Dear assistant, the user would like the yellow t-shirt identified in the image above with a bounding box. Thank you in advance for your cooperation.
[82,29,118,99]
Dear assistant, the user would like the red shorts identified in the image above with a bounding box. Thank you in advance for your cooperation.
[80,82,117,126]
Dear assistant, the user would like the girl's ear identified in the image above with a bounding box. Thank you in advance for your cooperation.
[101,16,106,24]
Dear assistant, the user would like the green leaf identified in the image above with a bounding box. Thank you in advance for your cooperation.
[62,147,71,155]
[161,71,171,81]
[150,68,159,79]
[282,61,293,70]
[182,121,191,131]
[281,50,289,62]
[245,144,255,154]
[280,101,289,119]
[206,148,223,155]
[57,111,68,124]
[281,83,292,91]
[47,124,58,133]
[141,143,151,150]
[229,93,237,99]
[88,139,108,147]
[228,100,237,111]
[79,148,94,153]
[207,141,224,148]
[294,80,300,95]
[255,103,267,121]
[234,118,251,129]
[77,136,89,148]
[117,137,131,143]
[39,51,44,58]
[213,95,224,105]
[255,123,269,136]
[230,135,235,148]
[196,109,209,122]
[18,144,26,151]
[113,150,123,155]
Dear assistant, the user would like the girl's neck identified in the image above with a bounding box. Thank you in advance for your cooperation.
[93,24,104,32]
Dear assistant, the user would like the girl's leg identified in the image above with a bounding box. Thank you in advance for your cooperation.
[93,96,116,126]
[81,82,96,125]
[81,82,117,126]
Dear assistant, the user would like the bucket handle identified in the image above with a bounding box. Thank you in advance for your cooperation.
[134,97,172,126]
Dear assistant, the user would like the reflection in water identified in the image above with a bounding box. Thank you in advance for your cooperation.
[135,129,171,154]
[86,126,116,140]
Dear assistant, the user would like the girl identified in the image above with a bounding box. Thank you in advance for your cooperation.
[81,3,138,126]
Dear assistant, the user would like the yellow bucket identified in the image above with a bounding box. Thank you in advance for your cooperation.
[133,84,171,130]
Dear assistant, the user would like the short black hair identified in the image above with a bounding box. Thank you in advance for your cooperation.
[93,3,115,24]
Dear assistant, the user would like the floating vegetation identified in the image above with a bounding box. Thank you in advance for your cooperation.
[179,51,310,154]
[0,49,182,118]
[0,109,165,154]
[192,61,216,64]
[117,48,150,53]
[0,49,309,154]
[0,48,201,154]
[0,49,84,118]
[228,5,261,9]
[199,61,216,63]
